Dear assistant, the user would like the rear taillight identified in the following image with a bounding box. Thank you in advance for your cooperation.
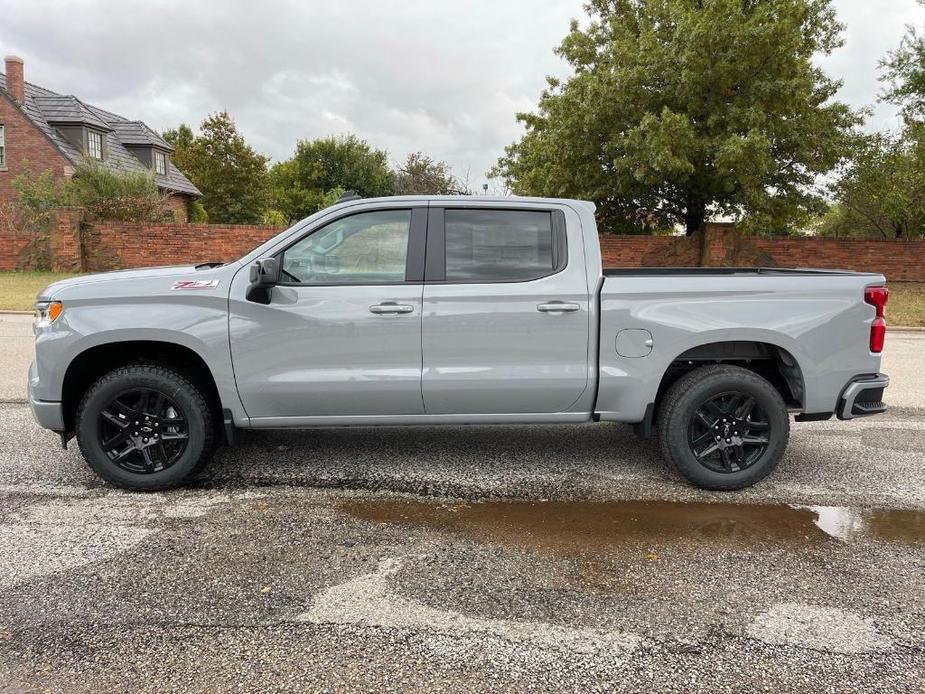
[864,286,889,353]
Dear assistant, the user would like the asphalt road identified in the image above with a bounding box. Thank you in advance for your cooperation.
[1,404,925,692]
[1,314,924,692]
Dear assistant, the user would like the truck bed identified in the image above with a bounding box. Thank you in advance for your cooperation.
[595,269,885,422]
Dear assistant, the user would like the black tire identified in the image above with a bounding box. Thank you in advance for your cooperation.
[657,365,789,490]
[75,363,214,491]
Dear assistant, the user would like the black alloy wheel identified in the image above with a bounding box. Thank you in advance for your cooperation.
[98,387,189,474]
[76,364,214,491]
[657,364,790,491]
[687,391,770,473]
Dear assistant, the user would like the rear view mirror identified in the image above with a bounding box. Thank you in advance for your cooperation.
[246,257,280,304]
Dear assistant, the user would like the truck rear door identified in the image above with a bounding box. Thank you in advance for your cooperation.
[421,205,590,414]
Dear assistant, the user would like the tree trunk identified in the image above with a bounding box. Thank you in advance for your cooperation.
[684,200,706,236]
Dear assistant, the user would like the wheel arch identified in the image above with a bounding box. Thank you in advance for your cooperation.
[62,340,223,435]
[654,339,806,417]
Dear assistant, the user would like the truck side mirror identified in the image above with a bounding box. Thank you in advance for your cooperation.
[249,257,280,287]
[246,257,280,304]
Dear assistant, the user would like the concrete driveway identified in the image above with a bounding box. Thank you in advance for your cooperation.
[0,312,924,692]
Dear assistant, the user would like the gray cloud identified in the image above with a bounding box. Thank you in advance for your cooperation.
[1,0,922,188]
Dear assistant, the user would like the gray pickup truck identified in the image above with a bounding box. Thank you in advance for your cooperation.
[29,195,890,491]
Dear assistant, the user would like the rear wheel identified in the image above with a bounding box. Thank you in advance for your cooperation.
[76,364,214,491]
[657,365,789,490]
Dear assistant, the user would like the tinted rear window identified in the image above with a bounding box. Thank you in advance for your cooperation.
[444,210,555,282]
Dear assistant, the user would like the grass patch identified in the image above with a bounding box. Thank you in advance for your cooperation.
[889,282,925,328]
[0,272,82,311]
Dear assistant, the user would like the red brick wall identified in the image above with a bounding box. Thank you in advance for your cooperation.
[599,232,925,281]
[0,92,70,207]
[598,235,678,267]
[747,237,925,282]
[0,223,34,268]
[84,221,283,270]
[1,214,924,281]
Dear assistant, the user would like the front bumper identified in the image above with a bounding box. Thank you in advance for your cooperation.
[837,373,889,421]
[28,360,64,431]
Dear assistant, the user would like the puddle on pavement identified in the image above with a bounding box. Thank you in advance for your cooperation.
[340,498,925,555]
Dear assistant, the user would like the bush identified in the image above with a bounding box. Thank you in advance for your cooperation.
[11,169,66,231]
[188,199,208,223]
[262,208,287,226]
[66,158,169,222]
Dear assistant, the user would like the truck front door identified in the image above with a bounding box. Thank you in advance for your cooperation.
[229,205,426,420]
[421,206,591,414]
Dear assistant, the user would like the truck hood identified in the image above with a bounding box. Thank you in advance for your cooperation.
[38,264,235,301]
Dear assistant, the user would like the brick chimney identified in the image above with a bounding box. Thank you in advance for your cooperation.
[4,55,24,102]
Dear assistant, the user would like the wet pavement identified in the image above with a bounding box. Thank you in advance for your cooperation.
[1,402,924,692]
[340,497,925,549]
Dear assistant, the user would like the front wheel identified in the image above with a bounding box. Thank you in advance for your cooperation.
[75,364,214,491]
[657,365,790,490]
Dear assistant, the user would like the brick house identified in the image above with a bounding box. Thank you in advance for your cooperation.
[0,55,200,221]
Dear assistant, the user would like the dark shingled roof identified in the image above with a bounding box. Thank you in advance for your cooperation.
[31,94,112,131]
[109,120,173,150]
[0,72,200,197]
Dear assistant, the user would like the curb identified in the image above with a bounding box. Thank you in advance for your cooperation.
[0,310,33,315]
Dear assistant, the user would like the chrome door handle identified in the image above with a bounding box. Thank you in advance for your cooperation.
[537,302,581,313]
[369,302,414,314]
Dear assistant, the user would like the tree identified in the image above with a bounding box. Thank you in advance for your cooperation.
[270,135,393,223]
[163,123,195,160]
[820,127,925,240]
[491,0,862,235]
[164,112,270,224]
[393,152,465,195]
[881,1,925,123]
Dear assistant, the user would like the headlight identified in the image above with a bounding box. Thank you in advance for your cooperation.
[34,300,63,328]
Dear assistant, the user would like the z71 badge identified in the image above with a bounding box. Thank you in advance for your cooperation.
[171,280,220,290]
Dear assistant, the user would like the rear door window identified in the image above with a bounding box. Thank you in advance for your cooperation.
[443,209,560,282]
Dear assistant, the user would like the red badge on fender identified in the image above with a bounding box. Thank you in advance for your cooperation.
[171,280,220,290]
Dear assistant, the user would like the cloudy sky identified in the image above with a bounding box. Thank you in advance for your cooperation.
[2,0,923,188]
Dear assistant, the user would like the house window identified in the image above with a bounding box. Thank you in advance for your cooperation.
[0,125,5,167]
[87,130,103,160]
[155,150,167,175]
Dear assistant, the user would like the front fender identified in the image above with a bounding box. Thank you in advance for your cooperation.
[33,298,242,420]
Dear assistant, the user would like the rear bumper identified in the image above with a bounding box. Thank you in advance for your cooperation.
[837,373,889,421]
[28,360,64,431]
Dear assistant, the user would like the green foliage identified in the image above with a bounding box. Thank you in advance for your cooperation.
[163,123,195,154]
[10,169,66,231]
[270,135,392,223]
[66,158,169,222]
[491,0,862,235]
[188,199,208,223]
[164,112,271,224]
[393,152,466,195]
[881,1,925,123]
[261,208,289,226]
[820,127,925,238]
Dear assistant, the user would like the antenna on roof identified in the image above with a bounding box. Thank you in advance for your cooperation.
[337,190,362,203]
